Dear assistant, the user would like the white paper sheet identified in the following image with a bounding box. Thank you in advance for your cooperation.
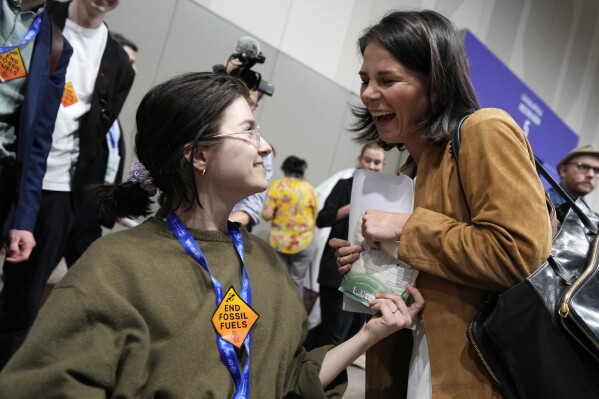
[339,169,417,314]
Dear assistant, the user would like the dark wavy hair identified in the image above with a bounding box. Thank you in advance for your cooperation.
[352,10,480,150]
[281,155,308,178]
[94,72,251,220]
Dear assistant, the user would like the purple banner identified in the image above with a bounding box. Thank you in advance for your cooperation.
[464,30,578,181]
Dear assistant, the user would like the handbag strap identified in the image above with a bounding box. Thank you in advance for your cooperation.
[450,115,471,221]
[450,115,597,234]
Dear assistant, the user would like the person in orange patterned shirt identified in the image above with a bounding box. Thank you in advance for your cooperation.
[262,155,318,295]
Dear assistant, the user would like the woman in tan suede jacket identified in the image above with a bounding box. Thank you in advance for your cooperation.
[333,10,552,399]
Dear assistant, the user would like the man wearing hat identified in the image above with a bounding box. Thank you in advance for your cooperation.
[548,144,599,208]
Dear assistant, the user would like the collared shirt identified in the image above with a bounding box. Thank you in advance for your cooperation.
[547,184,578,207]
[0,0,43,162]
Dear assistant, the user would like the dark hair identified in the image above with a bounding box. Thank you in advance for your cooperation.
[352,10,480,150]
[281,155,307,178]
[94,72,250,219]
[110,32,138,52]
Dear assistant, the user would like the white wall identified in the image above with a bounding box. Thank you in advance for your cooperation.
[105,0,599,210]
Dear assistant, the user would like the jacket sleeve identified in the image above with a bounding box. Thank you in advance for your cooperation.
[316,179,349,229]
[10,20,73,232]
[399,109,552,291]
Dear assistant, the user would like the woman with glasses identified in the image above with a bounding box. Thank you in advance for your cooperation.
[332,10,552,398]
[0,72,423,398]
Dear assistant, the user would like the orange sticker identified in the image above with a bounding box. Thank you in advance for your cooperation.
[212,286,259,349]
[0,48,27,82]
[61,82,79,107]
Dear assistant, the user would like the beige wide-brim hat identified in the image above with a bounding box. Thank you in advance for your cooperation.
[557,144,599,167]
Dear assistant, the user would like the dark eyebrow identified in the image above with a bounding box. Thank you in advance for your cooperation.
[358,69,397,79]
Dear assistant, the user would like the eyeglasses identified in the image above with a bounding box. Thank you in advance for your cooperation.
[568,162,599,175]
[212,127,261,148]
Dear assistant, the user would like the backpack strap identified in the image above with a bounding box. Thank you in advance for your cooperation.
[48,16,64,75]
[49,19,63,74]
[45,0,65,74]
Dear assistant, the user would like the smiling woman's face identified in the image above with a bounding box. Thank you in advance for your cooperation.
[359,41,428,150]
[204,97,272,202]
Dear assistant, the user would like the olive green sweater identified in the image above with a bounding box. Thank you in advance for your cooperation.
[0,218,347,398]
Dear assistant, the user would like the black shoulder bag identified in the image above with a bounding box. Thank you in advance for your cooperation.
[451,116,599,399]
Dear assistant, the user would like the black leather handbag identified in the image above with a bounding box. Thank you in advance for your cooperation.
[451,117,599,399]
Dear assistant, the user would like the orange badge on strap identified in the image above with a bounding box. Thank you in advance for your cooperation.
[0,48,27,82]
[212,286,259,349]
[61,82,79,107]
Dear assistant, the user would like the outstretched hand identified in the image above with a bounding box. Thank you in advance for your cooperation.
[364,285,425,341]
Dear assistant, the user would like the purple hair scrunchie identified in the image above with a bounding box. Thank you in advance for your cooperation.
[126,161,157,196]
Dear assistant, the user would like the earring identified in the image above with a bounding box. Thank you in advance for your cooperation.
[202,167,206,177]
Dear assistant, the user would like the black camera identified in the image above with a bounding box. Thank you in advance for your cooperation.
[213,37,275,97]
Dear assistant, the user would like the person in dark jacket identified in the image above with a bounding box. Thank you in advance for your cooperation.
[0,0,72,263]
[0,0,134,369]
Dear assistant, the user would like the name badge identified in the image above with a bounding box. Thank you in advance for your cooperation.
[212,286,259,349]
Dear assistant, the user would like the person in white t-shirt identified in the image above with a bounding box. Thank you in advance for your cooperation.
[63,31,139,266]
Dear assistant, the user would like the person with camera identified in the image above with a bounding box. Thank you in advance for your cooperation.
[214,37,275,231]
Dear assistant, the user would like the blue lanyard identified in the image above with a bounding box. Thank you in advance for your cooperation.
[1,14,43,54]
[166,213,252,399]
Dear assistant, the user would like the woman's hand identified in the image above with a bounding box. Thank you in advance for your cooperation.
[362,210,410,250]
[364,284,425,341]
[329,238,363,275]
[318,284,424,386]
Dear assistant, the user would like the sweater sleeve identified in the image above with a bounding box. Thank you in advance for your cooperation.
[284,346,348,398]
[0,286,118,398]
[399,109,552,290]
